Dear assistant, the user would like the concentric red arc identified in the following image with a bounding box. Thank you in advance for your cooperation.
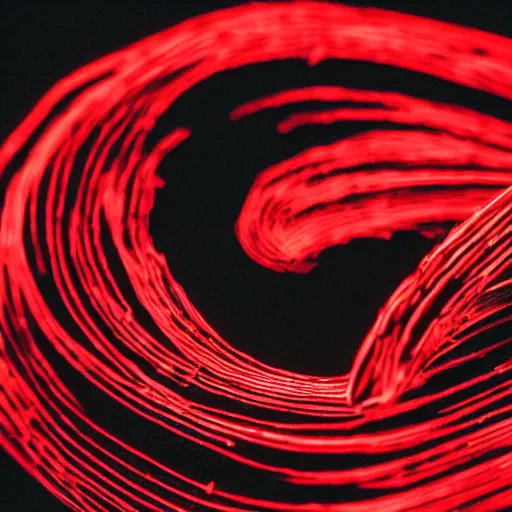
[0,2,511,510]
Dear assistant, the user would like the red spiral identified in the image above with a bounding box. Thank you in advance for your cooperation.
[0,2,511,510]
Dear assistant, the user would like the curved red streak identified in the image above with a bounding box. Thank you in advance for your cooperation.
[0,2,511,511]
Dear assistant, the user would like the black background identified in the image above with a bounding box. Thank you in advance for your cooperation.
[1,1,511,510]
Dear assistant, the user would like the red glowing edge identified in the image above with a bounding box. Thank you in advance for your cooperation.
[0,2,511,510]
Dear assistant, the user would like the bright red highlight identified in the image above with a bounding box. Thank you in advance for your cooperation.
[0,2,511,511]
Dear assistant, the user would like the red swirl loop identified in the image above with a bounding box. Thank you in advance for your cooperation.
[0,2,511,511]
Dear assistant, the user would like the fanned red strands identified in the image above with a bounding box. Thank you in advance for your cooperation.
[1,2,512,511]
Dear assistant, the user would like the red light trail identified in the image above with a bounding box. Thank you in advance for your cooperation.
[0,2,511,510]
